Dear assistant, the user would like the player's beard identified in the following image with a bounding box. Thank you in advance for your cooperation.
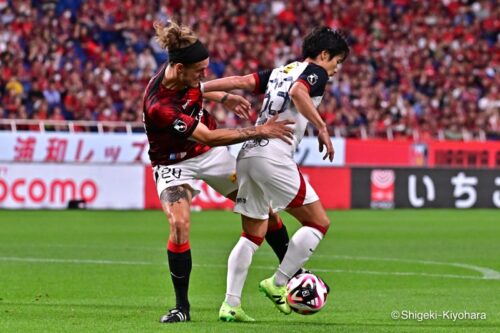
[179,71,200,88]
[187,80,199,88]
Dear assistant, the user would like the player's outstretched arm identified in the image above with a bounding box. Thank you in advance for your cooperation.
[202,74,256,93]
[190,115,294,147]
[202,91,251,119]
[289,82,334,162]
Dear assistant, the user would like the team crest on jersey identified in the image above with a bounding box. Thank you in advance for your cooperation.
[307,73,318,85]
[173,119,187,132]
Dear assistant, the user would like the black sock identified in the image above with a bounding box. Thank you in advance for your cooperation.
[265,223,289,263]
[167,249,192,312]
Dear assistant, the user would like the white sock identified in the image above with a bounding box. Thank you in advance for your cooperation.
[275,226,324,286]
[225,237,260,307]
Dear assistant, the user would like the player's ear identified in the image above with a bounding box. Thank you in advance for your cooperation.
[320,50,330,62]
[174,63,185,74]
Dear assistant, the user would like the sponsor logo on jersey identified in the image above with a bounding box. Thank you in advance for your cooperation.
[307,73,318,85]
[283,61,299,74]
[173,119,187,132]
[242,138,269,150]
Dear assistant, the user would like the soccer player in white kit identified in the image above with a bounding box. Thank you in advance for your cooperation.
[203,27,350,321]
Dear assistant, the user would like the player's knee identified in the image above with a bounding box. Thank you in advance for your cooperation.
[319,215,330,228]
[168,215,190,233]
[320,216,331,235]
[302,215,330,236]
[241,232,265,246]
[305,212,330,228]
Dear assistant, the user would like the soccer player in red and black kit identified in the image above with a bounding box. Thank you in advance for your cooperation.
[143,21,295,323]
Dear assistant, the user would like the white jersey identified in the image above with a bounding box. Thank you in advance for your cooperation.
[238,61,329,162]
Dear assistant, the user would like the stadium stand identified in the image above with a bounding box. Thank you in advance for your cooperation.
[0,0,498,140]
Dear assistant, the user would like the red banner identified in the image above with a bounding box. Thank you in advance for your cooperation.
[144,166,352,210]
[345,139,499,168]
[427,141,500,168]
[345,139,414,166]
[300,167,351,209]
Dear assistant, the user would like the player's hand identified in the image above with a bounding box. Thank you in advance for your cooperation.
[258,114,295,144]
[222,94,251,119]
[318,127,334,162]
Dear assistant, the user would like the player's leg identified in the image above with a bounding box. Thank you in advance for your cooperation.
[258,201,329,315]
[219,157,271,322]
[256,162,326,314]
[201,147,289,263]
[159,184,194,323]
[266,210,289,263]
[226,190,289,263]
[274,200,330,286]
[219,214,267,322]
[153,162,200,323]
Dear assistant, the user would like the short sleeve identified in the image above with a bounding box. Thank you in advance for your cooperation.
[153,105,199,138]
[296,64,329,97]
[252,69,272,94]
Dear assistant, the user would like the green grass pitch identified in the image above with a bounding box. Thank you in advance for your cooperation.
[0,209,499,332]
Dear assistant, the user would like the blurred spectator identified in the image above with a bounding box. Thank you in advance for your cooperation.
[42,81,61,109]
[5,76,23,95]
[0,0,497,140]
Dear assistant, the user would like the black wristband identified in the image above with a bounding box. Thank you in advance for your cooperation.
[220,93,229,104]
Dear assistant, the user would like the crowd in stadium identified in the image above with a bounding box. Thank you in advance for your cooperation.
[0,0,498,140]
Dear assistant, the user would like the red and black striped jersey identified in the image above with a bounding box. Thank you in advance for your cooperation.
[142,65,216,166]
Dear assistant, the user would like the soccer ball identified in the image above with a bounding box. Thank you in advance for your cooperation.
[286,273,329,315]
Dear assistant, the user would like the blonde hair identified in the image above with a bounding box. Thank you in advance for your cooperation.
[153,21,197,51]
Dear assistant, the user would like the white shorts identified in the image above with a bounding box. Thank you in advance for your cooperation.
[153,147,238,199]
[234,157,319,219]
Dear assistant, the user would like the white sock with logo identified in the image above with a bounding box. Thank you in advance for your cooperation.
[274,226,324,286]
[225,237,260,307]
